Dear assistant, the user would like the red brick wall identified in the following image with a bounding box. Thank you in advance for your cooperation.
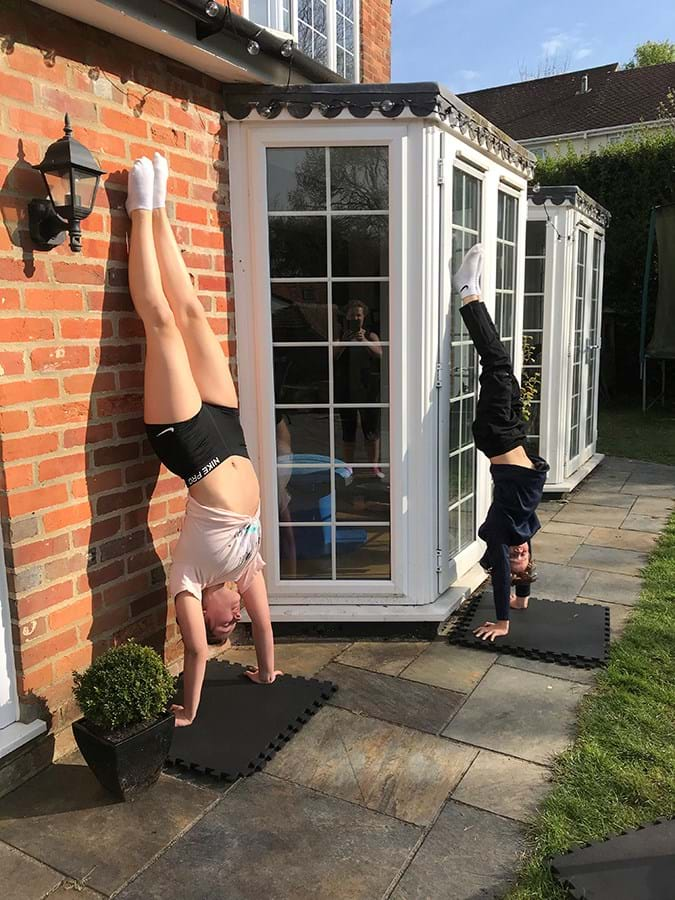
[0,1,232,745]
[360,0,392,83]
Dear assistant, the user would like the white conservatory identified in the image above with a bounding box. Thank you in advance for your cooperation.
[524,186,610,494]
[224,82,535,621]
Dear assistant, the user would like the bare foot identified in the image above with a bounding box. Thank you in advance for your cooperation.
[170,704,195,727]
[510,595,529,610]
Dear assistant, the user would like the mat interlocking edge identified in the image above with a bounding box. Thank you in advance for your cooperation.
[550,818,675,900]
[166,659,337,781]
[448,593,610,668]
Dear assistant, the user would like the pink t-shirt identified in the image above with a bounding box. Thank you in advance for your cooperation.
[169,496,265,600]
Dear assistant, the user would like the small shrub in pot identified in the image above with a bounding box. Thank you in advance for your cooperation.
[72,641,176,800]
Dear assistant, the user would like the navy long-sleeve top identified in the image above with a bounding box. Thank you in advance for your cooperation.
[478,456,549,621]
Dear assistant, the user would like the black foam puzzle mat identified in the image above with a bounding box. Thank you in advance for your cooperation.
[551,818,675,900]
[166,659,337,781]
[448,592,610,668]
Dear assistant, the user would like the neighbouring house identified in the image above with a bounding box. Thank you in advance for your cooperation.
[0,0,537,790]
[460,62,675,158]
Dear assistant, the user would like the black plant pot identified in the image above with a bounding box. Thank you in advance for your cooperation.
[73,711,174,801]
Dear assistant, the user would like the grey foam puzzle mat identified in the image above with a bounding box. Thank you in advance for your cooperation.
[551,818,675,900]
[167,659,337,780]
[448,593,610,668]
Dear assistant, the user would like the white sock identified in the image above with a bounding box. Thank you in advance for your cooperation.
[452,243,484,299]
[152,152,169,209]
[125,157,154,215]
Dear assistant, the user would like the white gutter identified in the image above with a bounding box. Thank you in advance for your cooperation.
[520,118,668,146]
[32,0,301,85]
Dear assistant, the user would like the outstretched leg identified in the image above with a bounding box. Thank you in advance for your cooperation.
[127,158,201,425]
[150,153,238,409]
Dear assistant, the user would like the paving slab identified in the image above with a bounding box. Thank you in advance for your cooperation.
[442,666,590,765]
[621,513,669,533]
[580,598,633,641]
[222,642,347,678]
[320,662,464,734]
[621,479,675,499]
[583,472,631,490]
[570,544,648,577]
[535,502,565,524]
[46,884,102,900]
[118,773,420,900]
[529,562,590,603]
[452,749,552,823]
[0,841,63,900]
[399,641,497,694]
[266,705,476,826]
[391,800,524,900]
[0,754,217,896]
[541,521,593,538]
[532,531,583,564]
[496,654,598,685]
[581,571,643,607]
[569,490,637,509]
[630,496,675,517]
[553,503,628,528]
[585,526,657,553]
[596,457,637,472]
[334,641,428,676]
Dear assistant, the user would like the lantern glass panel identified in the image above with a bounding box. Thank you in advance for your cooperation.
[71,168,99,216]
[44,168,71,212]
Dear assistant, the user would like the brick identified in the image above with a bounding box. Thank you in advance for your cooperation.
[43,501,91,533]
[0,288,20,309]
[118,317,145,339]
[0,463,33,491]
[118,369,144,390]
[127,89,166,120]
[8,517,39,544]
[181,251,212,270]
[60,318,113,339]
[67,126,125,159]
[63,372,116,395]
[9,565,43,596]
[7,483,69,518]
[2,317,54,342]
[12,535,70,568]
[91,603,132,637]
[117,417,146,439]
[149,476,184,499]
[93,442,140,467]
[19,663,53,695]
[97,487,143,516]
[2,432,58,462]
[53,262,104,285]
[0,409,29,433]
[167,104,202,131]
[167,175,190,198]
[87,290,133,313]
[0,71,34,103]
[45,551,88,582]
[34,401,89,427]
[72,469,123,498]
[106,267,128,288]
[0,378,58,405]
[96,394,142,417]
[100,107,148,137]
[169,153,208,180]
[64,422,112,448]
[72,516,121,548]
[54,645,93,680]
[149,122,186,147]
[127,547,164,574]
[99,530,148,563]
[0,351,25,376]
[0,133,40,162]
[0,257,47,282]
[103,572,149,606]
[80,560,124,591]
[176,202,208,225]
[125,503,164,530]
[192,228,225,249]
[31,346,90,372]
[40,86,97,122]
[8,108,65,140]
[48,596,92,632]
[24,288,83,310]
[18,581,74,619]
[39,453,86,483]
[131,591,167,618]
[125,460,160,483]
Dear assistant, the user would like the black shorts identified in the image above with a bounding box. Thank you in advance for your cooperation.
[339,408,381,444]
[146,402,249,487]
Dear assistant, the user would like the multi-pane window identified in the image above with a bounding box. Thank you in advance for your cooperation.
[585,237,602,447]
[523,221,546,454]
[569,229,588,460]
[244,0,358,80]
[495,191,518,361]
[449,168,481,557]
[266,146,390,581]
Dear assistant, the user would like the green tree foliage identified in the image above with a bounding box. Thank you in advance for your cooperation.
[73,640,175,733]
[625,39,675,68]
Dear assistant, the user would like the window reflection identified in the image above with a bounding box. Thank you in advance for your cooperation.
[336,526,391,580]
[271,283,329,343]
[332,215,388,277]
[330,146,388,210]
[332,282,389,340]
[273,347,329,404]
[269,216,327,278]
[267,147,326,211]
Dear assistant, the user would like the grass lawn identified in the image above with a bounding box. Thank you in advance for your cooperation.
[506,511,675,900]
[597,398,675,465]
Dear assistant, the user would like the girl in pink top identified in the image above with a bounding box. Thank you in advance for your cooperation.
[126,155,280,728]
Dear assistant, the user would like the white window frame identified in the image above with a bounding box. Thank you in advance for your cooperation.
[243,0,361,82]
[229,120,407,602]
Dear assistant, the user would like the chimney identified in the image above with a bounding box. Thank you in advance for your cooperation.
[580,74,590,93]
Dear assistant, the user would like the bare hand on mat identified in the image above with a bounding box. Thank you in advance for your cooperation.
[170,704,195,727]
[244,667,284,684]
[473,620,510,642]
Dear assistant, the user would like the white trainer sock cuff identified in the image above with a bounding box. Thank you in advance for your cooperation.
[125,157,154,215]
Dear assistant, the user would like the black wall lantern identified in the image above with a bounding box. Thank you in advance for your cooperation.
[29,114,105,253]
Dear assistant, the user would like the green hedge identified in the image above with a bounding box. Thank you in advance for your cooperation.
[535,128,675,386]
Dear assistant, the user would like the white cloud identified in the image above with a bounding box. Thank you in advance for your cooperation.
[575,48,593,60]
[542,34,567,57]
[460,69,480,81]
[538,27,595,67]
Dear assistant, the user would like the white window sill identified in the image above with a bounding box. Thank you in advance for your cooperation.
[0,720,48,761]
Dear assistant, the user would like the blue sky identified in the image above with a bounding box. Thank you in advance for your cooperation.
[392,0,675,93]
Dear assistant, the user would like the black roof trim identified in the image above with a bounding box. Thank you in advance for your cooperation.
[529,185,611,227]
[222,82,536,177]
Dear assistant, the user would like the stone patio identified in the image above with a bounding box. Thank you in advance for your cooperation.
[0,456,673,899]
